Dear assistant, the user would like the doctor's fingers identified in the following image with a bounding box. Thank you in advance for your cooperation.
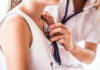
[50,34,70,42]
[50,23,67,30]
[49,27,70,36]
[50,35,65,42]
[57,38,68,46]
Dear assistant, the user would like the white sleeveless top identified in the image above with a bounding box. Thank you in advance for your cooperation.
[0,9,84,70]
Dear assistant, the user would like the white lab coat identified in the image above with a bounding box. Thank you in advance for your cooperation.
[45,0,100,70]
[45,0,100,43]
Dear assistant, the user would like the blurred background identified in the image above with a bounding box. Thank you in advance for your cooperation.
[0,0,8,21]
[0,0,100,70]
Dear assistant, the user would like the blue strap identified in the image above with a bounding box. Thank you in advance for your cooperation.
[61,0,69,24]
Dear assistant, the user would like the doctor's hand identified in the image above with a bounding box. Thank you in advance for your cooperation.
[49,23,75,51]
[42,11,75,51]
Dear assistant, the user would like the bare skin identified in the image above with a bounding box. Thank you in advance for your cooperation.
[73,0,87,12]
[0,14,32,70]
[42,0,97,64]
[0,0,60,70]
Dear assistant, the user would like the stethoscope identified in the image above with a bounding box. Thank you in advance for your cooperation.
[42,17,61,65]
[42,0,100,66]
[61,0,100,24]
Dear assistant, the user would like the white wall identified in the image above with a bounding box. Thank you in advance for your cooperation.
[88,44,100,70]
[0,0,8,21]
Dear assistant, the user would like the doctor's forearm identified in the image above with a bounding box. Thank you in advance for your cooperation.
[68,42,97,64]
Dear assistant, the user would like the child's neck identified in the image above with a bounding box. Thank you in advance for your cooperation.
[18,1,47,34]
[19,1,46,21]
[73,0,87,12]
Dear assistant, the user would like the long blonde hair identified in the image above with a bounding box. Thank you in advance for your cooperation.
[7,0,22,12]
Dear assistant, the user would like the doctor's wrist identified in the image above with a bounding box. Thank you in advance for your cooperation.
[68,41,78,53]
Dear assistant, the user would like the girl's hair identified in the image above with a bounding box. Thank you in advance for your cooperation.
[7,0,22,12]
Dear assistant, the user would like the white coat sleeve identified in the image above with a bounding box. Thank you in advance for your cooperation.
[85,10,100,43]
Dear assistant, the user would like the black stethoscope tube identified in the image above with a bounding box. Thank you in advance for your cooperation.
[61,0,84,24]
[61,0,99,24]
[62,9,83,24]
[61,0,70,24]
[52,41,61,65]
[41,16,61,65]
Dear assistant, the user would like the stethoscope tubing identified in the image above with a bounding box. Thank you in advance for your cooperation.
[61,0,100,24]
[52,41,61,65]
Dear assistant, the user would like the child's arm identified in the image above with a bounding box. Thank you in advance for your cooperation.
[1,14,32,70]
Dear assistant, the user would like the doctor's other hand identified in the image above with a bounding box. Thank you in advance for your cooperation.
[49,23,75,52]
